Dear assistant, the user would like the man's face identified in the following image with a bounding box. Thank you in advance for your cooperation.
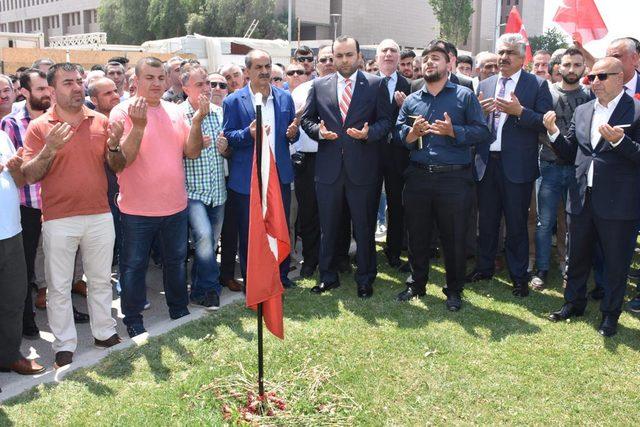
[270,68,284,88]
[412,58,423,79]
[135,64,166,101]
[333,39,360,78]
[376,41,400,73]
[478,56,498,81]
[167,60,183,87]
[0,78,14,115]
[497,43,524,77]
[550,64,562,83]
[559,54,585,85]
[208,74,228,106]
[222,66,244,93]
[285,63,307,91]
[606,41,639,82]
[23,74,52,111]
[91,79,120,114]
[106,65,125,91]
[590,61,624,101]
[247,53,272,87]
[457,62,472,77]
[399,57,414,79]
[316,47,335,77]
[295,52,315,74]
[51,70,85,110]
[533,53,551,79]
[365,62,379,73]
[182,69,211,104]
[422,52,448,83]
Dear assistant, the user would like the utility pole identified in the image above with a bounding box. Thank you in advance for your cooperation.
[494,0,503,51]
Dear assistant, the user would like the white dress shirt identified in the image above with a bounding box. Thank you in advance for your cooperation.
[291,80,318,153]
[549,90,625,187]
[249,84,276,153]
[624,72,638,98]
[381,71,398,102]
[490,69,522,152]
[0,132,21,240]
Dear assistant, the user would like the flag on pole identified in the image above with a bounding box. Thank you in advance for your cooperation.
[246,116,289,339]
[552,0,608,44]
[505,6,533,65]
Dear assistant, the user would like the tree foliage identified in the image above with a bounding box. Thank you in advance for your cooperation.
[529,27,570,55]
[428,0,474,46]
[98,0,153,45]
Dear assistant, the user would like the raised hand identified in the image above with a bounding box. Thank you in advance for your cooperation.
[409,115,429,139]
[45,122,74,152]
[346,122,369,140]
[5,147,24,172]
[129,97,148,128]
[216,131,229,154]
[478,91,496,116]
[107,120,124,149]
[319,120,338,140]
[394,91,407,107]
[286,117,299,139]
[543,111,558,134]
[193,94,210,122]
[599,124,625,143]
[249,120,257,140]
[495,91,523,117]
[429,112,455,138]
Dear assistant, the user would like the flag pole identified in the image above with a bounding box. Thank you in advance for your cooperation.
[254,96,265,401]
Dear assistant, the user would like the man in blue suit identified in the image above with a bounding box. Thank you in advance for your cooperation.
[545,57,640,337]
[222,49,299,288]
[301,35,392,298]
[466,33,552,297]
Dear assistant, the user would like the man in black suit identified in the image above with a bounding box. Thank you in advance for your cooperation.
[466,33,552,296]
[375,39,412,268]
[410,40,473,93]
[545,57,640,337]
[301,35,392,298]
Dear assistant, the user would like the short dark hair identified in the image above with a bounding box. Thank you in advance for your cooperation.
[333,35,360,54]
[561,47,584,59]
[91,64,106,72]
[46,62,82,86]
[457,55,473,66]
[365,60,377,67]
[108,56,130,66]
[19,68,47,92]
[428,39,457,58]
[421,42,450,62]
[294,45,313,57]
[8,74,18,83]
[534,50,551,57]
[400,49,416,60]
[135,56,164,76]
[16,66,29,74]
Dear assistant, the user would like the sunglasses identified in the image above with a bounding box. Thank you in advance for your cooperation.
[271,77,283,82]
[296,56,314,63]
[286,70,305,76]
[209,81,228,89]
[585,72,619,83]
[318,57,334,63]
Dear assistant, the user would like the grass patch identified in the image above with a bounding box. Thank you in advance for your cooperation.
[2,246,640,425]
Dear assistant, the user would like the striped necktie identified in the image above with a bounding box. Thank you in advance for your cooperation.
[339,78,353,123]
[492,77,510,137]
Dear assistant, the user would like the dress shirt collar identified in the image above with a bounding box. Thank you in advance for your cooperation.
[594,90,625,112]
[498,69,522,86]
[338,71,358,86]
[420,79,457,96]
[248,83,273,105]
[624,72,638,95]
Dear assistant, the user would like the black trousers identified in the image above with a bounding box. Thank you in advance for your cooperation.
[294,152,320,268]
[379,144,409,259]
[476,154,533,283]
[0,233,27,366]
[220,179,238,281]
[403,165,473,292]
[564,191,638,316]
[19,205,41,328]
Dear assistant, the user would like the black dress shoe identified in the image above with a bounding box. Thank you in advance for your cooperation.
[299,264,316,278]
[281,277,297,289]
[548,303,586,322]
[311,281,340,294]
[73,307,90,324]
[465,270,493,283]
[598,314,618,337]
[446,292,462,311]
[396,286,425,302]
[589,287,605,301]
[512,281,529,297]
[357,283,373,298]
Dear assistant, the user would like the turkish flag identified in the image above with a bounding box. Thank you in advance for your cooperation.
[246,122,289,339]
[553,0,608,44]
[505,6,533,65]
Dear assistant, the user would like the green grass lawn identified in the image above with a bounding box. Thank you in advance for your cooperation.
[2,247,640,425]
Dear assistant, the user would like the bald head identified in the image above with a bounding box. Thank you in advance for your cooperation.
[590,57,625,104]
[595,57,624,74]
[88,77,120,114]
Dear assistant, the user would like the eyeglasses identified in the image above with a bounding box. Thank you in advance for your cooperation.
[209,81,228,89]
[585,72,619,82]
[296,56,314,63]
[286,70,305,76]
[318,57,334,63]
[271,77,283,82]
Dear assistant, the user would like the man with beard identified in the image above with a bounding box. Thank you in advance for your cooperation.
[105,61,129,101]
[410,40,473,93]
[399,50,415,80]
[395,43,489,310]
[530,48,592,290]
[301,36,392,298]
[533,50,552,80]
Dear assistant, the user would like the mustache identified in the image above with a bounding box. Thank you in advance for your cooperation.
[258,73,270,78]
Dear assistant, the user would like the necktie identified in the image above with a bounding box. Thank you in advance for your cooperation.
[384,76,392,102]
[492,77,510,137]
[339,79,353,123]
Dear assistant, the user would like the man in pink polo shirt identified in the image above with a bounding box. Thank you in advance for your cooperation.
[110,57,209,338]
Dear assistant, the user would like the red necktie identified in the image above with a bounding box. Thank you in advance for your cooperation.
[339,79,352,123]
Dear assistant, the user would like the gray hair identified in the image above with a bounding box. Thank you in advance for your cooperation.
[218,63,242,75]
[164,56,184,73]
[180,63,207,86]
[475,51,498,67]
[0,74,13,88]
[497,33,527,57]
[376,39,400,56]
[610,38,637,55]
[245,49,271,69]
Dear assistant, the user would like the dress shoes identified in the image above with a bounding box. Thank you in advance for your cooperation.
[222,277,243,292]
[311,281,340,294]
[73,306,90,323]
[512,281,529,297]
[548,303,585,322]
[446,292,462,311]
[396,286,425,302]
[54,351,73,369]
[71,280,88,297]
[281,277,297,289]
[357,283,373,299]
[298,263,317,278]
[35,288,46,309]
[465,270,493,283]
[598,314,619,337]
[530,270,547,291]
[0,357,45,375]
[94,333,123,348]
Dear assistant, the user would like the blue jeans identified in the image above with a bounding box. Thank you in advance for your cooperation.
[535,160,573,271]
[187,200,224,298]
[119,209,188,327]
[377,190,387,225]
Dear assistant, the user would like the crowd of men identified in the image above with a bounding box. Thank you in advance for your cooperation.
[2,33,640,383]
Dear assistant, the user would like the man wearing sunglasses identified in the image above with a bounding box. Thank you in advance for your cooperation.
[271,64,285,89]
[293,45,316,78]
[207,73,228,107]
[285,62,308,92]
[543,57,640,337]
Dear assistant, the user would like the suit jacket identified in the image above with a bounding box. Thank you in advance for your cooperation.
[474,71,552,183]
[222,84,296,195]
[378,71,411,147]
[301,70,393,185]
[550,93,640,220]
[410,72,474,93]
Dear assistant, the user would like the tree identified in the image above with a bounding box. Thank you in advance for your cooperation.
[98,0,153,45]
[428,0,474,46]
[529,27,570,55]
[147,0,190,39]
